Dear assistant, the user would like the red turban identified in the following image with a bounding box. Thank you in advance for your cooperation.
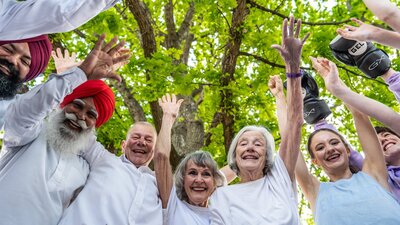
[0,35,52,81]
[60,80,115,128]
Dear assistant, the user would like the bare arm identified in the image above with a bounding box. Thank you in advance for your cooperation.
[219,165,236,184]
[272,16,308,181]
[154,94,183,208]
[363,0,400,32]
[348,106,389,190]
[311,57,400,136]
[337,18,400,49]
[269,75,320,211]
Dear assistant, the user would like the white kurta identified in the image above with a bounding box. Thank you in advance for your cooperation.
[0,0,120,40]
[0,68,105,225]
[164,186,211,225]
[58,154,163,225]
[0,96,15,129]
[209,155,300,225]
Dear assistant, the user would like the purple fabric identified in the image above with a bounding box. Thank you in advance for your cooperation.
[387,166,400,202]
[313,120,364,170]
[386,72,400,103]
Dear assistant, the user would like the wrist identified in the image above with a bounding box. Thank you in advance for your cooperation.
[285,63,301,74]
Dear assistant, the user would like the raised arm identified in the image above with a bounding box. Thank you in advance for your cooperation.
[154,94,183,208]
[271,15,308,181]
[363,0,400,32]
[337,18,400,49]
[347,105,390,190]
[3,35,129,148]
[269,74,320,211]
[0,0,120,40]
[311,57,400,136]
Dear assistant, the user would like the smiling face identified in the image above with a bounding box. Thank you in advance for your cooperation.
[235,131,267,176]
[309,130,350,174]
[377,131,400,166]
[0,43,31,80]
[122,123,156,167]
[183,160,215,207]
[63,98,98,134]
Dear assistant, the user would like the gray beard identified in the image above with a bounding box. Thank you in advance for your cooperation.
[46,109,95,155]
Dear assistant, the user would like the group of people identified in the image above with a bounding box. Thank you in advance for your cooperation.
[1,0,400,225]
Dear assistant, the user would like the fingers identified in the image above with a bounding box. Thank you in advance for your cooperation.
[113,54,132,68]
[301,32,310,44]
[108,40,126,57]
[351,18,363,26]
[282,18,288,42]
[295,18,301,38]
[271,44,284,54]
[93,34,106,53]
[57,48,63,58]
[102,36,118,53]
[107,72,122,83]
[289,15,294,37]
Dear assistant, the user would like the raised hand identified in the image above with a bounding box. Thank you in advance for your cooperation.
[79,34,131,82]
[52,48,80,74]
[158,94,184,119]
[337,18,378,42]
[268,75,285,99]
[310,57,345,93]
[272,15,310,73]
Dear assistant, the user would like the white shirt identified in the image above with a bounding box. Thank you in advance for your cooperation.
[58,154,163,225]
[209,155,300,225]
[0,0,120,40]
[0,68,98,225]
[0,96,15,129]
[164,186,211,225]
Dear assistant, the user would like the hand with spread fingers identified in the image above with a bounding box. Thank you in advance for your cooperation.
[79,34,131,82]
[52,48,81,74]
[158,94,184,119]
[268,75,285,99]
[336,18,378,42]
[310,57,345,93]
[272,15,310,73]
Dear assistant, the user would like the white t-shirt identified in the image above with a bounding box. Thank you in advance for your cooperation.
[209,155,299,225]
[164,186,210,225]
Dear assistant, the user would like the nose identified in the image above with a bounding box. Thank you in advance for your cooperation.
[137,137,147,146]
[5,55,18,66]
[194,174,203,182]
[75,110,86,121]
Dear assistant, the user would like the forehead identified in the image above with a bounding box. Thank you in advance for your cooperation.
[1,43,31,57]
[185,159,210,171]
[128,124,156,138]
[377,131,399,138]
[238,130,265,141]
[312,130,341,144]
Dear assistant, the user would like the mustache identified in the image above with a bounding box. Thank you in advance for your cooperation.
[65,112,88,130]
[0,58,20,80]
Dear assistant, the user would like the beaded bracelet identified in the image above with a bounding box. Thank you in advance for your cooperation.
[286,70,303,78]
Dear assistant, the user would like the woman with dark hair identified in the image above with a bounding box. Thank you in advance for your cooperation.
[209,15,306,225]
[154,94,226,225]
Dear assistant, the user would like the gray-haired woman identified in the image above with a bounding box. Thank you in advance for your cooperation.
[209,15,307,225]
[154,94,228,225]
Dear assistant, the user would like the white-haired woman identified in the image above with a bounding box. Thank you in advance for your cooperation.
[209,15,307,225]
[154,94,227,225]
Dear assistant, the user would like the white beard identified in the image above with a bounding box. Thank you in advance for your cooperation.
[46,109,95,155]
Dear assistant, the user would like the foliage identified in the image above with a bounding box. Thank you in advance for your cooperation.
[36,0,400,223]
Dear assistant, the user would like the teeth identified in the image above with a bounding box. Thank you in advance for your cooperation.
[192,187,206,191]
[69,120,81,128]
[385,143,394,151]
[327,154,339,161]
[243,156,258,160]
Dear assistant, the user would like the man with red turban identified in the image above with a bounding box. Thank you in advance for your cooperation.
[0,35,130,225]
[0,0,121,128]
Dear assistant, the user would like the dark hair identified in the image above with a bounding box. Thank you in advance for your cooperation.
[374,126,399,138]
[307,128,359,174]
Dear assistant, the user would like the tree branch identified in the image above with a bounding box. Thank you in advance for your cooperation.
[248,0,351,26]
[164,0,178,48]
[177,1,195,42]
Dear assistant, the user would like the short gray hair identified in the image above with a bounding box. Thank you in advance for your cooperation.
[227,125,275,176]
[174,150,225,202]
